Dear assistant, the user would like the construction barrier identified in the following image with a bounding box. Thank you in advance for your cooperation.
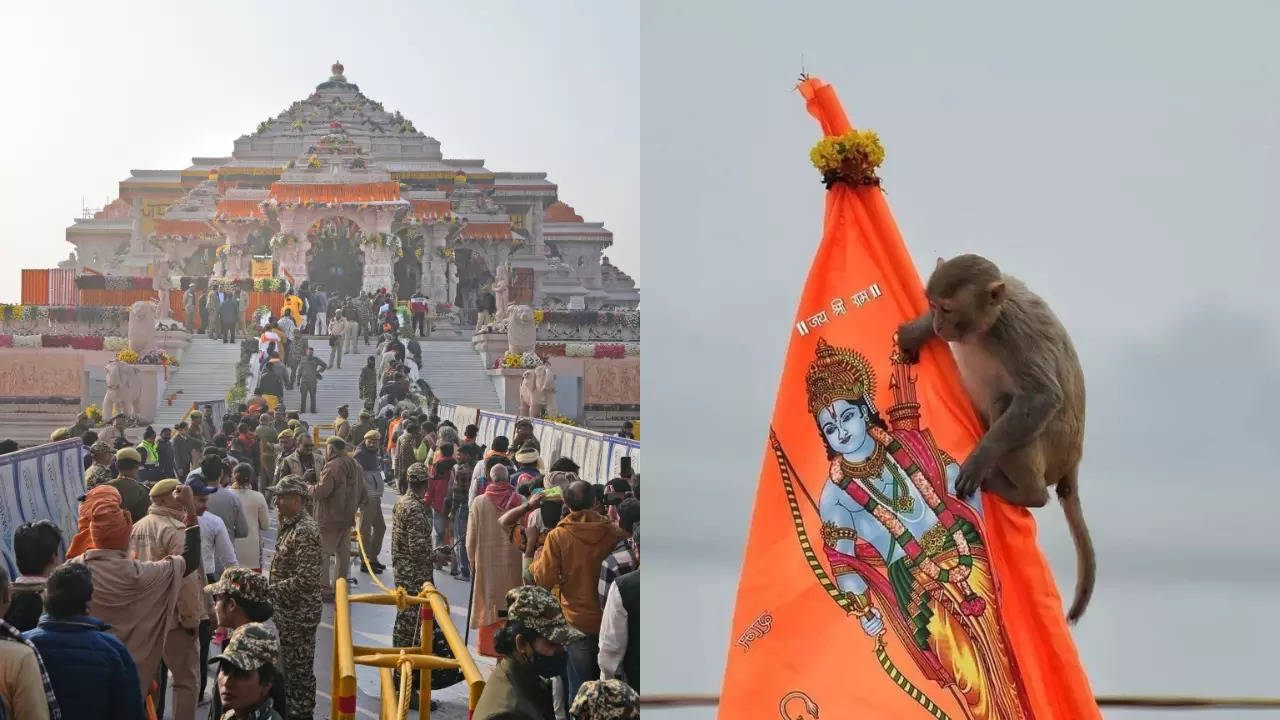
[0,438,83,576]
[330,527,486,719]
[182,399,226,425]
[437,404,639,485]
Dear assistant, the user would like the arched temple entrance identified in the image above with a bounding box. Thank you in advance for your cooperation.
[392,231,423,300]
[305,217,365,298]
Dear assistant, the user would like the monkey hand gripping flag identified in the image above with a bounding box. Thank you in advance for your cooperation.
[717,77,1098,720]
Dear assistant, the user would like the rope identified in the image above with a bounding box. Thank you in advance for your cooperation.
[355,513,451,614]
[397,654,412,720]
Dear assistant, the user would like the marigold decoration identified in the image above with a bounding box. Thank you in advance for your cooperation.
[116,349,139,364]
[545,414,577,427]
[84,403,103,425]
[809,128,886,188]
[308,154,321,168]
[533,310,545,325]
[498,352,544,369]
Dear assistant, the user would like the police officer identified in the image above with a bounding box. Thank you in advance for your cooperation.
[208,622,285,720]
[266,475,323,720]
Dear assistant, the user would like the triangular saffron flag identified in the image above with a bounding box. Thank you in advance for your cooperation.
[717,77,1098,720]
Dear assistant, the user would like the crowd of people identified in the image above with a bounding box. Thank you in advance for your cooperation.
[0,307,640,720]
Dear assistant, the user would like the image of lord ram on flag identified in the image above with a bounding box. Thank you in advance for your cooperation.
[772,335,1032,720]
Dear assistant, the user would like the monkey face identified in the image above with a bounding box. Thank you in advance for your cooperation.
[930,283,1005,342]
[817,399,872,455]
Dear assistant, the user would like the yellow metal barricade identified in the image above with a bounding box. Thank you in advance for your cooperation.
[312,422,336,445]
[330,528,486,719]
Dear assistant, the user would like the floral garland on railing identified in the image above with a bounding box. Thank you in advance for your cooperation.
[75,275,154,291]
[810,128,885,189]
[535,342,638,359]
[0,305,132,324]
[532,310,640,328]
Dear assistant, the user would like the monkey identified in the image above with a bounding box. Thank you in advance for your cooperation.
[896,254,1094,623]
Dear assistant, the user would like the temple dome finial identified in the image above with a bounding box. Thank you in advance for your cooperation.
[331,61,346,82]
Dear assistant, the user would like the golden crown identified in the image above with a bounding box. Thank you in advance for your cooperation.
[805,338,877,416]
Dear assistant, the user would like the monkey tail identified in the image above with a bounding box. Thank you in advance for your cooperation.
[1057,471,1095,624]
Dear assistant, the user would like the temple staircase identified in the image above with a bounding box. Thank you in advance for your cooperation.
[152,336,242,428]
[418,340,502,410]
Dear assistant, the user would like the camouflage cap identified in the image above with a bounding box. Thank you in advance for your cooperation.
[209,622,278,672]
[269,474,309,497]
[505,585,585,645]
[406,462,430,484]
[205,566,271,605]
[570,680,640,720]
[89,441,113,456]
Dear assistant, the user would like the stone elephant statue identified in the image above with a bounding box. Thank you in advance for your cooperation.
[507,304,536,355]
[519,364,557,418]
[128,300,158,353]
[104,360,142,420]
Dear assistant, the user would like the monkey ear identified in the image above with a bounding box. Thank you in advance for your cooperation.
[935,257,945,270]
[987,281,1006,304]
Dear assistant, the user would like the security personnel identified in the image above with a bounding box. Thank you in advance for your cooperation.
[266,475,323,720]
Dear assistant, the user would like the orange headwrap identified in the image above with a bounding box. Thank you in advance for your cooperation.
[67,485,119,558]
[65,485,133,558]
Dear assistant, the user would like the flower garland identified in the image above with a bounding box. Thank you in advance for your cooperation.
[532,310,640,328]
[116,349,139,363]
[545,414,577,427]
[268,233,298,250]
[557,343,635,359]
[84,403,103,425]
[252,278,284,292]
[360,233,403,255]
[496,351,544,369]
[809,129,885,188]
[251,304,273,322]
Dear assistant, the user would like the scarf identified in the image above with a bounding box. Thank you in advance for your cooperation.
[484,481,523,512]
[0,619,62,719]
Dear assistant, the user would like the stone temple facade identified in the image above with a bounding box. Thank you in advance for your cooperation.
[61,62,639,318]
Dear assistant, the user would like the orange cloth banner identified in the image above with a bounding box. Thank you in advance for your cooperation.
[20,269,50,305]
[718,77,1097,720]
[265,181,400,205]
[215,199,265,220]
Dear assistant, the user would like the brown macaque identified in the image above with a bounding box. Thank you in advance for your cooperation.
[897,254,1094,623]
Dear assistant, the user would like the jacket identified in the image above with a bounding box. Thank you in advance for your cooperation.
[107,477,151,529]
[3,577,45,632]
[129,508,205,629]
[471,657,553,720]
[425,458,456,514]
[24,615,144,720]
[530,510,627,635]
[352,446,383,499]
[314,454,367,528]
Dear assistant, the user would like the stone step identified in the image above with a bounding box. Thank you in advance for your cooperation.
[418,341,502,410]
[152,336,243,427]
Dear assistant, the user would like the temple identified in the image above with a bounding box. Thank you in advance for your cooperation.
[61,62,639,316]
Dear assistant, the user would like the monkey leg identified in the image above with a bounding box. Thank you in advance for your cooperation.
[982,443,1050,508]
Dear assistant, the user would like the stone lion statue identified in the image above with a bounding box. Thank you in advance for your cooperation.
[507,304,536,355]
[128,300,158,353]
[104,360,141,419]
[519,364,557,417]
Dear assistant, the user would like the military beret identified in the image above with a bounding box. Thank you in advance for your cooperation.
[363,429,381,441]
[115,447,142,463]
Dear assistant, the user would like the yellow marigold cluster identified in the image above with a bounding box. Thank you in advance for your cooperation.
[809,129,886,183]
[116,349,139,364]
[533,310,545,324]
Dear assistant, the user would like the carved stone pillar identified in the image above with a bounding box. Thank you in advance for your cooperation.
[361,244,395,293]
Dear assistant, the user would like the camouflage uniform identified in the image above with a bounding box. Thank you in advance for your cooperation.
[267,476,323,720]
[209,622,282,720]
[390,463,462,690]
[570,679,640,720]
[84,441,114,489]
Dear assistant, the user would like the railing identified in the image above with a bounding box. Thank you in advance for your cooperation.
[437,403,639,484]
[330,526,486,719]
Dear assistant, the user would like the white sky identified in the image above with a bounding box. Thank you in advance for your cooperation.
[0,0,640,302]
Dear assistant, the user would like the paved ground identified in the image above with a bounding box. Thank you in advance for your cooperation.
[171,488,494,720]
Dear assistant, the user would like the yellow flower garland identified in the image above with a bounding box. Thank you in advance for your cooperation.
[809,129,886,186]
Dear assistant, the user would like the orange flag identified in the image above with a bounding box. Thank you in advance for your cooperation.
[717,77,1098,720]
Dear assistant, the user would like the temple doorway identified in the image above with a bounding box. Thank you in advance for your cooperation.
[452,248,492,325]
[392,231,423,300]
[306,217,364,298]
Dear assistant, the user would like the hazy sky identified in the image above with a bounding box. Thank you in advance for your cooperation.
[0,0,639,302]
[641,1,1280,717]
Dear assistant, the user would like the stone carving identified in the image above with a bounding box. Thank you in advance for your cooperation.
[104,360,142,419]
[154,259,172,321]
[0,353,83,401]
[507,305,536,355]
[492,263,510,322]
[518,365,556,418]
[128,300,158,353]
[583,358,640,406]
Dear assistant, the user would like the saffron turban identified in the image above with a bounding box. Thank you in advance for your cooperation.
[66,485,133,558]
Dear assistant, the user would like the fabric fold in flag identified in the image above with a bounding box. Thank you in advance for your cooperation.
[716,76,1098,720]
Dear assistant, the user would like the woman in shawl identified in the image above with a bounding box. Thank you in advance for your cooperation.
[466,464,525,658]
